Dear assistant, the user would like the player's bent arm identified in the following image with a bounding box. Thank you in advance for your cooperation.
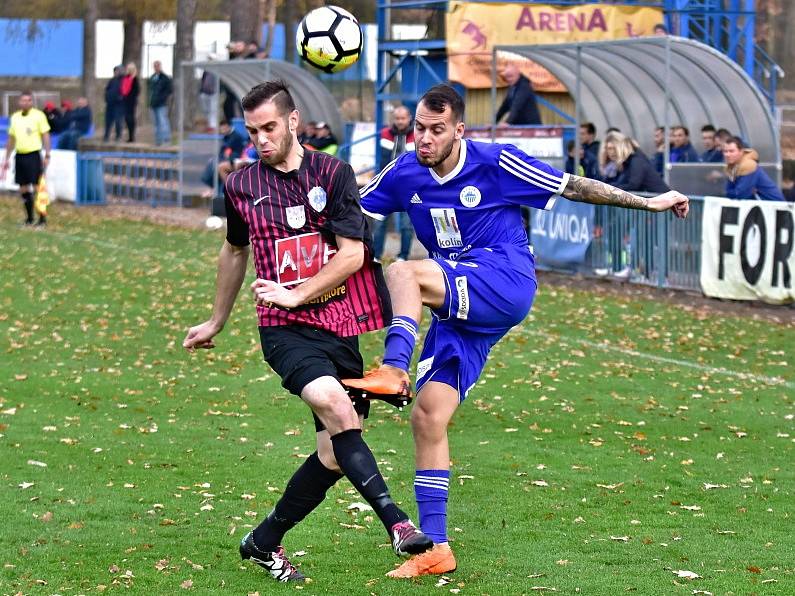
[208,240,250,331]
[561,175,689,217]
[292,235,364,305]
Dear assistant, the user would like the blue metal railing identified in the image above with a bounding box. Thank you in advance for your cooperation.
[530,196,705,291]
[76,152,179,207]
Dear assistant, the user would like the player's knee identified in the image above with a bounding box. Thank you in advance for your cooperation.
[311,391,358,431]
[411,401,445,437]
[385,259,414,285]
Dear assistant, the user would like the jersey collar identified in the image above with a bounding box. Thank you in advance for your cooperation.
[429,138,467,185]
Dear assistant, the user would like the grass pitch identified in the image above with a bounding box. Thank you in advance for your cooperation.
[1,197,793,595]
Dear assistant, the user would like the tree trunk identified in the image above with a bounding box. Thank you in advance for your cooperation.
[230,0,259,44]
[122,13,144,68]
[283,0,295,63]
[82,0,98,100]
[262,0,277,57]
[175,0,198,132]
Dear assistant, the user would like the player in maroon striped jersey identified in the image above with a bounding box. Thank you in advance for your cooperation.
[183,81,431,583]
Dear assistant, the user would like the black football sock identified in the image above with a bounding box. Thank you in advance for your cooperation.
[22,192,33,223]
[252,451,343,552]
[330,429,406,533]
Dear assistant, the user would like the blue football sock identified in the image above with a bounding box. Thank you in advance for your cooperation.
[414,469,449,544]
[383,316,418,371]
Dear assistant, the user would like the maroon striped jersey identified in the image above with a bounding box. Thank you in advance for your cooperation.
[224,150,391,337]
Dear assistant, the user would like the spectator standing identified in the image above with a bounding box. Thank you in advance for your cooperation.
[1,92,51,226]
[199,64,219,132]
[56,97,92,150]
[653,125,665,175]
[579,122,601,179]
[669,125,699,163]
[121,63,140,143]
[148,60,173,146]
[373,106,416,262]
[699,124,722,163]
[723,137,785,201]
[103,65,125,142]
[495,63,542,126]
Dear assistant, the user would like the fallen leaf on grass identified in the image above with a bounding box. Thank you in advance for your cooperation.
[531,480,549,487]
[18,482,34,489]
[180,579,193,589]
[530,587,557,592]
[27,460,47,467]
[596,482,624,490]
[40,511,53,523]
[347,502,373,512]
[610,536,630,542]
[673,570,700,579]
[155,559,169,571]
[703,483,728,490]
[747,566,762,574]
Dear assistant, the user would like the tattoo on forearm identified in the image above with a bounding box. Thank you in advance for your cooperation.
[562,175,649,210]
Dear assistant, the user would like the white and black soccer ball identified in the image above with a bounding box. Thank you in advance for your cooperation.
[296,5,363,74]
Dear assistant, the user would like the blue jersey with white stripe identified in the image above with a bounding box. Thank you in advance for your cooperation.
[360,139,568,262]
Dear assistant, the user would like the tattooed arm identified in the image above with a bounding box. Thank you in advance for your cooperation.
[562,175,689,218]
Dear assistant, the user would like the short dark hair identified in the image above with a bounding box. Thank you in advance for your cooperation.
[701,124,716,133]
[725,136,745,150]
[656,126,664,133]
[653,23,668,34]
[715,127,732,140]
[20,90,33,98]
[581,122,596,135]
[419,84,465,123]
[673,125,690,136]
[219,119,229,127]
[241,80,296,115]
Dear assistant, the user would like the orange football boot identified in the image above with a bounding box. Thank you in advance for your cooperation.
[386,543,457,578]
[342,365,412,408]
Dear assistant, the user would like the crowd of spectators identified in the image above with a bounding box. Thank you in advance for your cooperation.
[41,97,93,150]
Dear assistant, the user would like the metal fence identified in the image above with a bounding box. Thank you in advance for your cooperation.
[531,196,705,291]
[76,152,180,207]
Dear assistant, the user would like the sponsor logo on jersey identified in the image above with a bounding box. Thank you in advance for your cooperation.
[455,276,469,320]
[275,232,336,286]
[285,205,306,229]
[416,356,434,380]
[459,185,481,208]
[307,186,327,212]
[430,208,463,249]
[410,193,422,204]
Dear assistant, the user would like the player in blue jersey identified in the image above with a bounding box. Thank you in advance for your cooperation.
[343,84,689,578]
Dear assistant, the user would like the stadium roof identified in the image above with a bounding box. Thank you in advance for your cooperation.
[183,59,343,138]
[495,37,779,163]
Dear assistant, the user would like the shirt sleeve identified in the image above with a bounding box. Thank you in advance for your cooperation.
[223,174,250,247]
[324,161,369,241]
[39,111,51,134]
[497,144,568,210]
[358,158,402,220]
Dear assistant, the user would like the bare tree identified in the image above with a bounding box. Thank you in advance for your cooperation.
[82,0,98,100]
[230,0,259,45]
[175,0,198,132]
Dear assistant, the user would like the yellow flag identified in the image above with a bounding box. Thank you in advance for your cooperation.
[35,176,49,216]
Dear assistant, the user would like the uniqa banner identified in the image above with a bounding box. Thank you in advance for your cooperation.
[530,199,594,266]
[446,1,663,90]
[700,197,795,304]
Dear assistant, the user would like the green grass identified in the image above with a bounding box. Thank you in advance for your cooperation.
[1,196,793,595]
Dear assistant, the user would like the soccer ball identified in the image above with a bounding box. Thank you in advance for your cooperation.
[296,5,363,74]
[205,215,223,230]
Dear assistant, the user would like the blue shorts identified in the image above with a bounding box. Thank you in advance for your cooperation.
[415,246,537,401]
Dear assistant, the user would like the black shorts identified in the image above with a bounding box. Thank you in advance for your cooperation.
[15,152,42,186]
[259,324,370,432]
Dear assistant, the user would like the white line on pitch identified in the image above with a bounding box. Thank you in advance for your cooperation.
[526,329,794,390]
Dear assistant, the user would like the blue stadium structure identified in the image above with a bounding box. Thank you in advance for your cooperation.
[375,0,783,167]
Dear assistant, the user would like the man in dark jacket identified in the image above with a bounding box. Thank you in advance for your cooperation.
[56,97,93,150]
[699,124,723,163]
[723,137,785,201]
[579,122,601,179]
[495,63,542,126]
[103,65,125,142]
[148,61,173,146]
[669,126,699,163]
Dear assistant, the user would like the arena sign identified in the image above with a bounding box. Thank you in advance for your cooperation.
[446,1,662,90]
[701,197,795,304]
